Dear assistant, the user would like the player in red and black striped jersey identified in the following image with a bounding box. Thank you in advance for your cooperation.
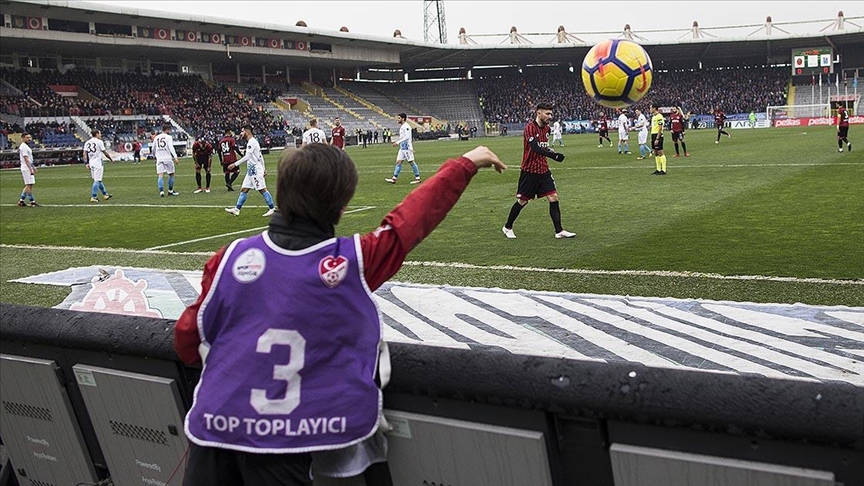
[669,107,689,157]
[836,105,852,152]
[217,128,243,191]
[714,107,731,143]
[595,113,612,147]
[502,102,576,240]
[192,136,214,193]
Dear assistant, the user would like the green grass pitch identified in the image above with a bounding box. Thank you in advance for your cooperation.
[1,125,862,308]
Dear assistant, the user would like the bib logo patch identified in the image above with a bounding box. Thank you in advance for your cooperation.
[319,255,348,288]
[233,248,266,283]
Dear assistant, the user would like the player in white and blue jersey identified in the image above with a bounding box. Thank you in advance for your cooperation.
[83,130,113,202]
[385,113,421,184]
[153,124,179,197]
[224,125,276,217]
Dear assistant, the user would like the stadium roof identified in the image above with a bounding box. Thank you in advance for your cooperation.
[1,0,863,71]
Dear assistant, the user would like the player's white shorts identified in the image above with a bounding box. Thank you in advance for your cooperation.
[241,173,266,191]
[156,159,175,174]
[90,166,104,181]
[20,166,35,185]
[552,134,563,141]
[396,149,414,162]
[638,130,648,145]
[618,130,629,141]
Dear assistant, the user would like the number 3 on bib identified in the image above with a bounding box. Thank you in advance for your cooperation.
[250,329,306,415]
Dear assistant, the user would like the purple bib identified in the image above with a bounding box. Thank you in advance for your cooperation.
[185,233,383,453]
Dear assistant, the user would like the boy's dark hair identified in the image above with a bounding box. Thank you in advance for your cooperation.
[277,144,358,226]
[536,102,553,111]
[91,130,100,137]
[162,124,172,132]
[397,113,407,120]
[242,124,253,132]
[223,128,233,135]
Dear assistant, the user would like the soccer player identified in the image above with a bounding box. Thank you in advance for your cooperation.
[502,102,576,239]
[153,124,179,197]
[713,106,731,143]
[331,117,346,149]
[385,113,421,184]
[669,107,689,157]
[551,119,564,147]
[132,140,142,164]
[650,104,667,175]
[749,111,757,129]
[224,125,276,217]
[192,135,214,194]
[617,109,631,155]
[596,112,612,147]
[836,104,852,152]
[634,108,650,160]
[83,130,114,202]
[176,144,505,485]
[302,118,329,145]
[217,128,242,191]
[16,133,38,207]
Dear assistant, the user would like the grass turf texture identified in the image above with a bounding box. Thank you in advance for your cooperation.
[1,125,862,308]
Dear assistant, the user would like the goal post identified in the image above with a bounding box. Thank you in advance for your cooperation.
[766,104,831,125]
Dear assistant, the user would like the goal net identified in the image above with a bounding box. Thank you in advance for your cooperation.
[766,104,831,124]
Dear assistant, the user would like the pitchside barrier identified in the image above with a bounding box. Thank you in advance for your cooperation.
[0,303,861,486]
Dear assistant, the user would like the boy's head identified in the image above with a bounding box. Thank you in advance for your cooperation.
[277,144,358,226]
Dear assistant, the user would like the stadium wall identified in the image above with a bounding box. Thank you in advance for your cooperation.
[0,303,861,485]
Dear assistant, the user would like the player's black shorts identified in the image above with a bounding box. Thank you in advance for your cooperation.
[516,170,557,201]
[838,126,849,138]
[599,129,609,138]
[651,133,664,150]
[133,150,141,159]
[221,161,240,174]
[715,123,726,131]
[671,132,685,142]
[195,156,211,169]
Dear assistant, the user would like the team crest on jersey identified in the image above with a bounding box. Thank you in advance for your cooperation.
[319,255,349,288]
[233,248,266,283]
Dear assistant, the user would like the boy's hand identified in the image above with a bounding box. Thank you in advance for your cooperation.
[462,146,506,173]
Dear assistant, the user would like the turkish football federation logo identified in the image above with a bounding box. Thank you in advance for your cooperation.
[319,255,348,288]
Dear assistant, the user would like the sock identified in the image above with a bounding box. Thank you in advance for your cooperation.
[660,155,667,172]
[236,191,248,209]
[410,162,420,178]
[205,172,211,188]
[92,182,99,198]
[262,191,274,209]
[195,172,202,188]
[393,163,402,178]
[674,143,680,155]
[505,202,524,228]
[168,175,174,191]
[27,193,34,201]
[20,192,26,201]
[623,142,629,152]
[157,176,164,191]
[655,156,662,171]
[225,173,231,185]
[230,172,239,185]
[839,139,844,149]
[549,201,563,233]
[681,142,687,154]
[98,182,107,195]
[599,137,603,145]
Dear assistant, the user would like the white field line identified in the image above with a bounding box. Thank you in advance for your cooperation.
[143,206,375,250]
[2,244,861,286]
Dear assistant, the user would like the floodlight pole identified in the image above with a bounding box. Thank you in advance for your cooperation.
[423,0,448,44]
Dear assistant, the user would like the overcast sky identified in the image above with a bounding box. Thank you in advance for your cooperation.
[85,1,864,42]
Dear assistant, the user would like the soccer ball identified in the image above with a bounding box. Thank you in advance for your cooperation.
[581,39,653,108]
